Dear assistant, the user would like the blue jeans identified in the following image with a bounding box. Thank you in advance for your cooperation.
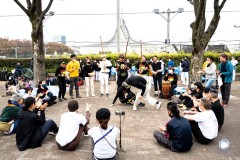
[205,79,215,88]
[41,120,58,140]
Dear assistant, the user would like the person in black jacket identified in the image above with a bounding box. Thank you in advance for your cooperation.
[124,76,162,111]
[55,62,67,102]
[16,97,58,151]
[111,83,135,106]
[181,58,190,86]
[83,58,96,97]
[153,102,193,152]
[116,54,129,88]
[164,67,178,100]
[151,56,164,97]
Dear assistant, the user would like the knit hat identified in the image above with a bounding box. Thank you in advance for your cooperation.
[11,95,23,102]
[122,82,130,89]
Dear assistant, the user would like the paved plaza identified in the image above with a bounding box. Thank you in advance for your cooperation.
[0,80,240,160]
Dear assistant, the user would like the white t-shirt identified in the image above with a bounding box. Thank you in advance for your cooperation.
[193,110,218,139]
[89,126,119,159]
[23,93,30,99]
[99,60,112,73]
[56,112,87,146]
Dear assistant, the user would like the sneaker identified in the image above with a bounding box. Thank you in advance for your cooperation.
[71,96,74,99]
[76,96,82,98]
[58,98,62,102]
[156,101,162,110]
[86,94,89,97]
[49,132,57,136]
[100,93,104,97]
[82,132,89,137]
[52,101,57,104]
[63,97,67,100]
[106,93,109,97]
[133,106,137,111]
[138,102,145,107]
[92,94,95,97]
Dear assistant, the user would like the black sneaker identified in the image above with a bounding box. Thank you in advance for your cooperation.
[76,96,82,98]
[106,93,109,97]
[59,98,62,102]
[100,93,104,97]
[138,102,145,107]
[63,97,67,100]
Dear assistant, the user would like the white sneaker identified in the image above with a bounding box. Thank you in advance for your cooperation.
[86,94,89,97]
[156,101,162,110]
[133,106,137,111]
[92,94,95,97]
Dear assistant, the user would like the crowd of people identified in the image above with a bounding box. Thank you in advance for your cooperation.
[0,53,237,158]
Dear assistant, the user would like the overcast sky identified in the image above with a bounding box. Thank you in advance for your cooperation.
[0,0,240,49]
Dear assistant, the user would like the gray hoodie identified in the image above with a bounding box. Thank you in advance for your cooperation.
[205,63,216,80]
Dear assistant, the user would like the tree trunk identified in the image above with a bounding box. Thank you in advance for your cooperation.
[190,50,204,83]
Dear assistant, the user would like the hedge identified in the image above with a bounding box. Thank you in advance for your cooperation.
[0,52,239,73]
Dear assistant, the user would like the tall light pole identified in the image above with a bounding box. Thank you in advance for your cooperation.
[117,0,120,53]
[153,8,184,45]
[12,47,19,58]
[234,25,240,51]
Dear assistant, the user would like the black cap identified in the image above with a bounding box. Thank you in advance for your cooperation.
[70,54,76,58]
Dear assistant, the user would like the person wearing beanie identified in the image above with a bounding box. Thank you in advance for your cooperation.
[66,54,82,99]
[154,102,193,152]
[55,61,67,102]
[217,54,234,107]
[16,97,58,151]
[88,108,119,159]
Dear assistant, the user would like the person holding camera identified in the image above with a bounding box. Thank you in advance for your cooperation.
[111,82,135,106]
[153,102,193,152]
[124,76,162,111]
[56,100,91,151]
[89,108,119,160]
[16,97,58,151]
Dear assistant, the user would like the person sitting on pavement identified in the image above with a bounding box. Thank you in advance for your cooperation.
[37,81,57,106]
[0,100,21,134]
[209,90,224,131]
[16,97,59,151]
[2,82,18,97]
[124,76,162,111]
[164,67,178,100]
[89,108,119,160]
[23,87,34,99]
[202,87,211,100]
[11,94,24,109]
[111,82,136,107]
[183,98,218,144]
[177,82,203,110]
[153,102,193,152]
[56,100,91,151]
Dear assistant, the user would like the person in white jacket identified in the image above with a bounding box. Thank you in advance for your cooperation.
[201,57,217,89]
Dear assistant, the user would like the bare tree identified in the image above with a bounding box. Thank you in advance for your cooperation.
[187,0,227,82]
[14,0,54,85]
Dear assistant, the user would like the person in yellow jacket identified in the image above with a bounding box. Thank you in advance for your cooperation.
[66,54,82,99]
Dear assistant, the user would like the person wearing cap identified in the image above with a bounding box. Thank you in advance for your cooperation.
[99,55,112,97]
[0,100,21,134]
[124,76,162,111]
[217,54,234,107]
[16,97,59,151]
[66,54,81,99]
[154,102,193,152]
[55,61,67,102]
[116,54,129,88]
[111,82,135,106]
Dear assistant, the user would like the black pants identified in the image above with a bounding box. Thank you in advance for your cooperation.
[189,121,212,144]
[169,84,177,97]
[153,75,162,92]
[120,92,136,104]
[179,95,194,108]
[58,80,66,99]
[220,83,231,104]
[117,76,127,88]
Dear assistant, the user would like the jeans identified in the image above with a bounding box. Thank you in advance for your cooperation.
[41,120,58,141]
[69,77,79,97]
[153,75,162,92]
[58,80,66,99]
[205,79,215,89]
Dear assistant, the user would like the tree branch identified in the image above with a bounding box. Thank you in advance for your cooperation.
[30,0,37,13]
[220,0,227,10]
[35,0,54,33]
[26,0,31,10]
[13,0,29,16]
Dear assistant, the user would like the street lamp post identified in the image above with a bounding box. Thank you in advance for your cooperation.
[153,8,184,45]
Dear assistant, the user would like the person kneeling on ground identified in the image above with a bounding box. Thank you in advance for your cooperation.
[153,102,193,152]
[16,97,58,151]
[183,98,218,144]
[111,82,136,107]
[164,67,178,100]
[56,100,91,151]
[89,108,119,160]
